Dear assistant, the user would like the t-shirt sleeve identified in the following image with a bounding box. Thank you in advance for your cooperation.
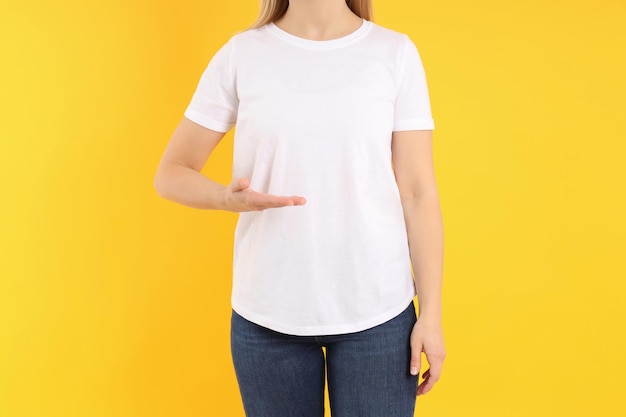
[183,39,238,133]
[393,35,435,131]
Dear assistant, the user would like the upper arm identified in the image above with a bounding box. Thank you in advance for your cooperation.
[391,129,437,200]
[156,116,227,173]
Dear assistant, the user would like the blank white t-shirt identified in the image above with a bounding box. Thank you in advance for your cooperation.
[184,18,435,336]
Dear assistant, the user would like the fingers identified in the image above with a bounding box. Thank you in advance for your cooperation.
[427,355,444,384]
[247,193,306,209]
[416,353,444,396]
[409,342,422,376]
[230,177,250,192]
[417,367,439,396]
[227,178,307,211]
[417,369,429,396]
[287,195,307,206]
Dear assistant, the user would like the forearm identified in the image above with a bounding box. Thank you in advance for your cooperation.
[154,163,227,210]
[401,191,444,322]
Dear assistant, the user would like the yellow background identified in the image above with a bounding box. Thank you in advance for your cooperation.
[1,0,625,416]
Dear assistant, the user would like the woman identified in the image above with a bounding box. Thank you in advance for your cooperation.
[154,0,446,416]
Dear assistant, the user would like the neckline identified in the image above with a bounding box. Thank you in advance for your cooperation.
[266,19,371,50]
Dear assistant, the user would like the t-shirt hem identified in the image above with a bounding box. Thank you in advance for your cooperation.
[184,108,234,133]
[393,119,435,132]
[232,293,417,336]
[393,118,435,131]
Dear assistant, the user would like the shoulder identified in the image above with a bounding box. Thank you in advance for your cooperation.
[365,21,413,49]
[209,25,275,64]
[360,22,422,75]
[200,26,269,68]
[226,25,271,48]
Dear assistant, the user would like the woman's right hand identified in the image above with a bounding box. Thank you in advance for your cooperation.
[222,177,307,212]
[154,118,307,211]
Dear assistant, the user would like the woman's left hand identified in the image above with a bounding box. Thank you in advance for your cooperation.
[409,316,446,396]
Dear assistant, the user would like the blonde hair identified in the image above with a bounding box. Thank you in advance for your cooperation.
[249,0,373,29]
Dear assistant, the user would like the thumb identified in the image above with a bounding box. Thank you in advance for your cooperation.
[410,341,422,376]
[231,177,250,192]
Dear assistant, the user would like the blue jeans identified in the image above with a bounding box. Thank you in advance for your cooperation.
[230,302,418,417]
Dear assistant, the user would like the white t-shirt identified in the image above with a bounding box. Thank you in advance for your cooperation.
[184,18,435,336]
